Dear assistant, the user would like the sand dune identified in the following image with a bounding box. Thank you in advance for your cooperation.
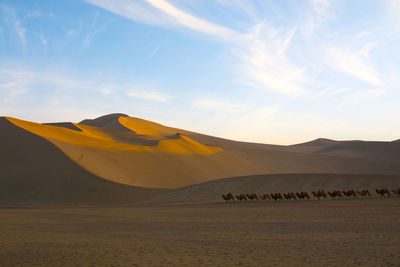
[314,141,400,163]
[1,113,400,206]
[142,173,400,204]
[79,113,132,132]
[0,117,165,206]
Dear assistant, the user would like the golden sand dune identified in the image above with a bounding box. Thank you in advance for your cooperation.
[0,117,166,206]
[7,117,220,154]
[1,113,400,206]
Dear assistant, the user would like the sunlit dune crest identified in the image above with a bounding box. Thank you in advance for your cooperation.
[158,134,222,154]
[118,116,178,137]
[6,116,221,155]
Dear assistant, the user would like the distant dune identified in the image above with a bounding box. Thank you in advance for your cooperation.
[1,113,399,206]
[79,113,132,132]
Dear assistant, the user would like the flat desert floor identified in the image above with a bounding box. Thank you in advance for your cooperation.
[1,198,399,266]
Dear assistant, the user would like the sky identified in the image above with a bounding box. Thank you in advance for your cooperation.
[1,0,399,145]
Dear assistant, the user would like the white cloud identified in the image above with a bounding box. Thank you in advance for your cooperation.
[387,0,400,32]
[86,0,237,40]
[82,12,109,49]
[99,86,113,95]
[344,87,387,105]
[85,0,176,31]
[356,31,373,39]
[128,89,172,102]
[311,0,331,16]
[145,0,237,40]
[359,42,376,57]
[0,82,28,103]
[2,6,26,45]
[326,46,383,87]
[16,23,26,45]
[236,24,307,96]
[306,87,349,102]
[24,10,41,18]
[38,32,47,46]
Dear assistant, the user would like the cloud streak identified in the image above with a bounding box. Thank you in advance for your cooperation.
[128,89,172,102]
[326,46,383,87]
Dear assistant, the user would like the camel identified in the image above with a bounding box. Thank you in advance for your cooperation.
[328,190,343,199]
[356,190,371,197]
[235,194,248,201]
[284,192,297,200]
[342,190,357,198]
[259,193,271,200]
[222,193,235,202]
[376,188,390,197]
[312,190,327,200]
[246,193,259,200]
[270,193,283,201]
[296,192,310,200]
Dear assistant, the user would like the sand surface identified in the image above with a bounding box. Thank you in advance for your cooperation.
[1,198,399,266]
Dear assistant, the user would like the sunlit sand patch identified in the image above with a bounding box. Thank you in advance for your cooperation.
[118,116,177,137]
[6,117,222,155]
[158,134,222,154]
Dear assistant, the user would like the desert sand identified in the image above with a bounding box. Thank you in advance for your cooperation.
[1,113,400,266]
[1,198,399,266]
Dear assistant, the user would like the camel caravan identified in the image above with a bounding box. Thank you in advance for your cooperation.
[221,188,400,203]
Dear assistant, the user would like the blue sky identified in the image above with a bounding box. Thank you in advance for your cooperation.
[1,0,399,144]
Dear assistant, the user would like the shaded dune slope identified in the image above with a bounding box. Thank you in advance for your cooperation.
[314,141,400,164]
[0,118,166,206]
[45,122,82,132]
[79,113,133,132]
[143,173,400,204]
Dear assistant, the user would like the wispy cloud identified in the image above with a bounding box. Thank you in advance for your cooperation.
[149,40,167,57]
[85,0,172,29]
[3,6,26,45]
[311,0,331,16]
[82,12,109,49]
[24,10,40,18]
[38,32,47,46]
[306,87,349,102]
[387,0,400,32]
[145,0,237,40]
[236,24,307,95]
[128,89,172,102]
[326,46,383,87]
[86,0,237,40]
[344,87,387,105]
[0,81,27,103]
